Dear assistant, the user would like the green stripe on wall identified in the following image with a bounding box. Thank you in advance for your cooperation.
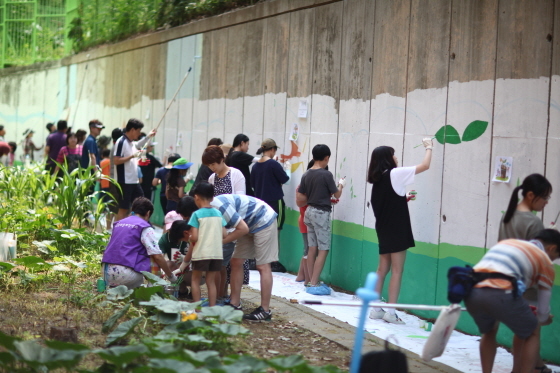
[279,207,560,363]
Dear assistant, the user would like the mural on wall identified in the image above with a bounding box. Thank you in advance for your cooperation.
[434,120,489,145]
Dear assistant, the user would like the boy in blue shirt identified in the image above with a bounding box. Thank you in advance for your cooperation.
[176,183,226,306]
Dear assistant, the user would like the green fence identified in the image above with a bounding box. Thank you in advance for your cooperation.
[0,0,66,67]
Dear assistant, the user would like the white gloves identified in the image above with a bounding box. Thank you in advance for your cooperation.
[338,178,346,188]
[172,261,190,276]
[167,273,178,283]
[422,138,433,150]
[185,171,194,181]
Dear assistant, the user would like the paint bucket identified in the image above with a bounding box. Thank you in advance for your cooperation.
[0,233,15,261]
[164,284,179,298]
[97,278,106,292]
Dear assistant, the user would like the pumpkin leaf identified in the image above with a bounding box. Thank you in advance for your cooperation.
[462,120,488,142]
[102,303,131,333]
[435,125,461,145]
[105,317,143,346]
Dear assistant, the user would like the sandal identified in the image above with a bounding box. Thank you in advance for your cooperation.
[535,365,552,373]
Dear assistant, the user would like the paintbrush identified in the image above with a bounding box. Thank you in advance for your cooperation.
[413,136,436,148]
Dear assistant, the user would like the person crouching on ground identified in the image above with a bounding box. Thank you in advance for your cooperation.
[296,144,345,293]
[101,197,177,289]
[464,229,560,373]
[174,182,226,306]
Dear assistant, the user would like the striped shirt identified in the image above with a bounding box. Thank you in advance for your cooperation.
[210,194,277,234]
[474,239,554,291]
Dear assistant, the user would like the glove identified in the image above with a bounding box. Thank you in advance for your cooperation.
[338,178,346,188]
[549,222,557,230]
[186,171,194,181]
[422,137,433,150]
[167,273,178,283]
[173,261,190,275]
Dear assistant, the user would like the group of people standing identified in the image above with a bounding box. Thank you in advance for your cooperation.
[96,123,558,372]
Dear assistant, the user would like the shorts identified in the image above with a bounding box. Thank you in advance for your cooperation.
[102,263,144,289]
[302,232,309,257]
[118,183,144,210]
[233,222,278,265]
[192,259,222,272]
[465,287,538,339]
[222,241,235,266]
[304,206,331,251]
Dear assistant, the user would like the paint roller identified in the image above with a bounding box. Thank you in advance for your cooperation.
[303,284,467,370]
[138,56,200,166]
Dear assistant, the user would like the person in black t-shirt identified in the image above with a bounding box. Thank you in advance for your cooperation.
[225,134,255,196]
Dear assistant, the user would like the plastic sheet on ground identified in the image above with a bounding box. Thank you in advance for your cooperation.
[247,270,560,373]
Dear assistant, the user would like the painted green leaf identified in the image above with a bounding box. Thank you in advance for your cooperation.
[462,120,488,142]
[435,125,461,145]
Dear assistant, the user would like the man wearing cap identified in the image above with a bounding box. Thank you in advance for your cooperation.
[81,119,105,169]
[113,118,156,221]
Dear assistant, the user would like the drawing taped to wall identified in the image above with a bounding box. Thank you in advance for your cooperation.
[492,156,513,183]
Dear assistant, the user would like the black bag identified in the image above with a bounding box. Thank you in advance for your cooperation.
[270,261,286,273]
[359,340,408,373]
[447,266,519,304]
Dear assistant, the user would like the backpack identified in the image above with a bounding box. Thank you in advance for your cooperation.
[447,265,519,304]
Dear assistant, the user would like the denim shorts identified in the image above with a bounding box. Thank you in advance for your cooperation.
[304,206,331,251]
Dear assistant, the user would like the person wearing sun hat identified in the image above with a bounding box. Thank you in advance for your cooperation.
[22,128,43,161]
[165,158,194,212]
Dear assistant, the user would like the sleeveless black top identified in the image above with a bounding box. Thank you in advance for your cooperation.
[371,169,415,254]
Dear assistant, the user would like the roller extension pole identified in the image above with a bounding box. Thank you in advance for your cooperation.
[349,272,379,373]
[301,299,466,312]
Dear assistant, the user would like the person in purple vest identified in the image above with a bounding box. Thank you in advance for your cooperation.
[102,197,177,288]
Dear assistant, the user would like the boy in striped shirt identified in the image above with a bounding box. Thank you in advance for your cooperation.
[465,229,560,373]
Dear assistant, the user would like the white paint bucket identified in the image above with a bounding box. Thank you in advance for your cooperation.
[0,233,15,261]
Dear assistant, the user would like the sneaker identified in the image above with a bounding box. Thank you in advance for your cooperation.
[224,301,242,311]
[369,309,386,319]
[243,306,272,322]
[382,312,405,324]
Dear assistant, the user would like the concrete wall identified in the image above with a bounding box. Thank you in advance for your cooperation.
[1,0,560,362]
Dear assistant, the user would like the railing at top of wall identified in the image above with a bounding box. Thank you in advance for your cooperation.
[0,0,66,68]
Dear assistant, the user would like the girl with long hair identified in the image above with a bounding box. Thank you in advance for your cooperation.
[499,173,552,241]
[367,138,433,324]
[498,173,552,373]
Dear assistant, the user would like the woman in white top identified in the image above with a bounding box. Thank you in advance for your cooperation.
[203,145,246,195]
[366,138,433,324]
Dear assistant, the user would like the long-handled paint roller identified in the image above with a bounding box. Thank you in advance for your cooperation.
[301,299,467,312]
[138,56,200,166]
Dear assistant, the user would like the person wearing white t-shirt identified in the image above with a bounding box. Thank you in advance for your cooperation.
[366,138,433,324]
[113,118,156,221]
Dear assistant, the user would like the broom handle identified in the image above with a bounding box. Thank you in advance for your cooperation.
[140,66,193,152]
[302,300,466,312]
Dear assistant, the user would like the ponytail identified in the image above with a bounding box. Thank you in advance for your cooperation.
[503,186,523,224]
[503,173,552,224]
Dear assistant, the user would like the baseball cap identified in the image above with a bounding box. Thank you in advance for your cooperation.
[89,120,105,129]
[261,138,279,149]
[172,158,193,170]
[164,211,182,230]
